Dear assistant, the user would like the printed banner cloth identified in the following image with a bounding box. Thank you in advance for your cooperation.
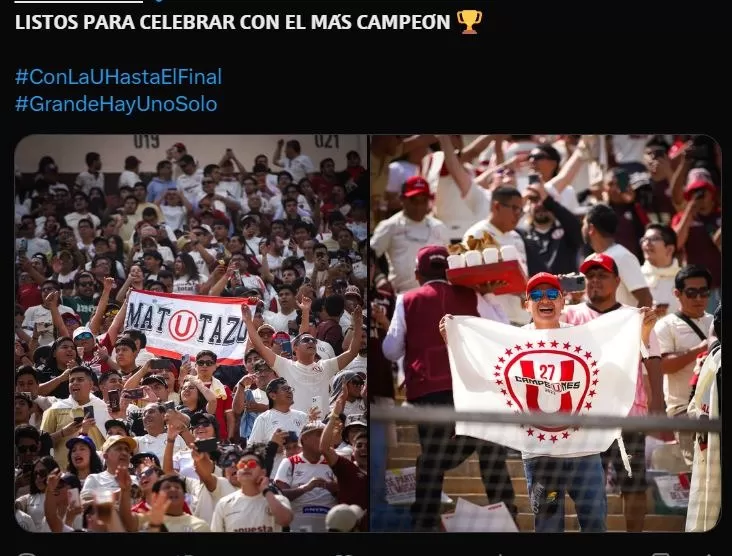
[126,290,252,365]
[446,308,642,456]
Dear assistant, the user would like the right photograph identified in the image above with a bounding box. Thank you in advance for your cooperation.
[368,134,722,533]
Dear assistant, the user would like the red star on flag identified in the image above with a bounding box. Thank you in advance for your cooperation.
[494,372,500,377]
[498,357,505,363]
[585,402,592,410]
[592,379,598,386]
[514,344,522,351]
[563,342,571,349]
[506,400,513,407]
[505,348,513,356]
[584,351,592,358]
[562,431,570,439]
[500,389,507,395]
[526,428,534,436]
[496,380,503,385]
[589,390,596,397]
[537,340,546,347]
[593,370,599,376]
[495,365,501,370]
[525,342,533,349]
[574,345,582,353]
[550,340,558,348]
[537,433,546,441]
[591,360,597,367]
[550,435,558,443]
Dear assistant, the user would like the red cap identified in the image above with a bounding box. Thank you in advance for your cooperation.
[173,142,187,151]
[683,179,715,202]
[416,245,449,276]
[580,253,618,275]
[401,176,433,199]
[525,272,561,295]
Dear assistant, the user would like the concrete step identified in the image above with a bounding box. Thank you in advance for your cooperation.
[445,476,529,495]
[513,512,685,532]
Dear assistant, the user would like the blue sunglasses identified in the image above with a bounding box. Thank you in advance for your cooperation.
[75,332,93,341]
[528,288,561,302]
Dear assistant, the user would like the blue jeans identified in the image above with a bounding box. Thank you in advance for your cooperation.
[523,454,607,532]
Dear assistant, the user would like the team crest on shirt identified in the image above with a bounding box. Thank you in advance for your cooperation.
[311,365,323,374]
[551,228,564,240]
[294,469,305,479]
[495,342,597,442]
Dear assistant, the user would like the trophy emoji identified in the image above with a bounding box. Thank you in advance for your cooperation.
[457,10,482,34]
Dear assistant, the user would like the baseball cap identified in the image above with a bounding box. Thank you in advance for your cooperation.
[300,422,326,440]
[683,179,716,202]
[342,413,367,443]
[525,272,561,296]
[579,253,619,276]
[104,419,130,435]
[141,374,167,388]
[325,504,365,532]
[176,236,192,250]
[173,142,186,151]
[72,326,94,340]
[130,452,161,468]
[65,434,97,452]
[343,285,362,300]
[401,176,433,199]
[257,323,276,335]
[415,245,449,276]
[101,435,137,454]
[265,377,287,396]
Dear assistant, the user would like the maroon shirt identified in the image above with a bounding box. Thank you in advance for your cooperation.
[402,282,478,401]
[332,455,368,530]
[671,210,721,289]
[649,178,675,223]
[611,202,645,263]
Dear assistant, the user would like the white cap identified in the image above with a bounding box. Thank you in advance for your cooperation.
[325,504,365,532]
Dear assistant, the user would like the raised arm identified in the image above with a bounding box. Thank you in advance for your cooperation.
[335,307,363,370]
[240,301,277,368]
[89,277,116,336]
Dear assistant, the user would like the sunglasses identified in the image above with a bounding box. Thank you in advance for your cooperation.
[17,445,38,454]
[192,421,213,429]
[136,467,157,479]
[196,360,215,367]
[528,288,561,302]
[682,287,711,299]
[277,385,294,393]
[298,337,316,345]
[75,333,93,341]
[236,459,260,470]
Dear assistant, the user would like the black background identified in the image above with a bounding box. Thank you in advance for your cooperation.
[12,0,725,555]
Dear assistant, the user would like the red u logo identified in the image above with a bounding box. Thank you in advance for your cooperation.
[520,359,575,414]
[172,314,194,336]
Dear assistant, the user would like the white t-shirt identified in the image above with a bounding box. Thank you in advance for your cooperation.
[211,490,292,532]
[80,470,120,498]
[176,170,204,205]
[263,309,298,334]
[183,475,236,524]
[601,243,648,308]
[370,212,450,293]
[173,276,202,294]
[274,454,337,532]
[273,355,340,414]
[22,304,76,346]
[75,170,105,195]
[249,408,308,474]
[135,432,187,464]
[385,160,419,194]
[174,450,224,481]
[610,135,650,164]
[119,170,141,189]
[160,204,187,232]
[276,154,315,183]
[462,220,530,325]
[654,312,713,416]
[342,354,367,377]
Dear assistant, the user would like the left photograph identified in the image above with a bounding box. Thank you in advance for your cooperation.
[13,134,369,533]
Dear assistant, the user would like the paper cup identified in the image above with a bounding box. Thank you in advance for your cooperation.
[464,251,483,267]
[447,254,465,269]
[482,247,499,265]
[500,245,518,261]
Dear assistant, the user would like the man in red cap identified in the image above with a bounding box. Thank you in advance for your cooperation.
[561,252,662,532]
[370,176,449,293]
[670,177,721,312]
[382,244,516,531]
[518,270,610,532]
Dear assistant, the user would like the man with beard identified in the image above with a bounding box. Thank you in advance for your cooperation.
[562,253,663,532]
[520,175,584,275]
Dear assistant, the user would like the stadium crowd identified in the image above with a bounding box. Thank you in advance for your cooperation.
[14,137,369,533]
[369,134,721,532]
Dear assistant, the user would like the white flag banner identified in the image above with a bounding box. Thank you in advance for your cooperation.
[446,308,642,456]
[125,290,254,365]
